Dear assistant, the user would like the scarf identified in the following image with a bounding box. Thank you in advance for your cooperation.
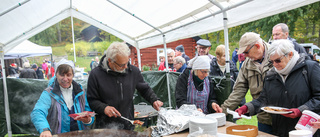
[275,52,299,82]
[60,84,73,110]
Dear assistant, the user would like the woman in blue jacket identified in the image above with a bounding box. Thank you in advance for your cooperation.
[31,59,94,137]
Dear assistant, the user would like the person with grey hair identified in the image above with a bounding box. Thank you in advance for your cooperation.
[221,32,273,134]
[175,56,222,114]
[173,56,187,72]
[91,56,99,70]
[31,59,94,137]
[19,62,37,79]
[272,23,307,54]
[236,39,320,137]
[87,42,163,130]
[158,48,176,71]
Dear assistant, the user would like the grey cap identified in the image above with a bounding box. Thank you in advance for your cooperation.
[196,39,211,47]
[238,32,260,54]
[175,45,185,52]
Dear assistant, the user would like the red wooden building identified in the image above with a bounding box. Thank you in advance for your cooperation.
[129,37,198,69]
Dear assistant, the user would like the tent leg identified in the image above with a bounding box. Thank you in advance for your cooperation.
[0,45,12,137]
[162,35,172,108]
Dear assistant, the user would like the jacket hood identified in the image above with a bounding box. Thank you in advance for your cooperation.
[98,54,132,76]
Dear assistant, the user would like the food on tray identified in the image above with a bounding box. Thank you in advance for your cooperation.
[68,111,96,119]
[264,107,289,112]
[134,112,140,118]
[133,120,144,125]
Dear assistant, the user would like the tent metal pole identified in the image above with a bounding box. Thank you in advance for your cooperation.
[0,0,30,17]
[71,16,76,62]
[107,0,171,108]
[209,0,230,74]
[0,45,12,137]
[136,45,142,70]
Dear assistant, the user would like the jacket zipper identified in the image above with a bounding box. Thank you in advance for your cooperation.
[256,75,259,87]
[120,82,123,100]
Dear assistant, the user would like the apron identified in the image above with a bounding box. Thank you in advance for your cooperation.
[187,71,210,114]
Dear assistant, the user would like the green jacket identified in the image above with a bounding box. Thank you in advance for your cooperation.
[221,41,273,125]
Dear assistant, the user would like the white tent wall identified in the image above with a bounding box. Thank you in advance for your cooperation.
[5,40,52,59]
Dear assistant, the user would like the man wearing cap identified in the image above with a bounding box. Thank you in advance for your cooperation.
[221,32,273,134]
[8,63,18,77]
[272,23,307,54]
[19,62,37,79]
[175,45,190,65]
[195,39,214,59]
[32,64,44,79]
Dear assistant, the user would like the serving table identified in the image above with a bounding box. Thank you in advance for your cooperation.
[164,121,276,137]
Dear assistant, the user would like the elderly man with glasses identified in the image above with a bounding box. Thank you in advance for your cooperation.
[221,32,274,134]
[87,42,163,130]
[175,56,222,114]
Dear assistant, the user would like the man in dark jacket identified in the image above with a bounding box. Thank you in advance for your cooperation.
[175,45,190,64]
[32,64,44,79]
[19,62,37,79]
[87,42,163,130]
[272,23,307,54]
[231,48,238,66]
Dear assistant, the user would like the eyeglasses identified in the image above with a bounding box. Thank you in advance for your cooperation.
[200,70,210,74]
[269,54,287,64]
[198,46,208,50]
[243,44,255,54]
[113,60,127,68]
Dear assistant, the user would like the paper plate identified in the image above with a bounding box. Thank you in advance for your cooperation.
[261,106,292,114]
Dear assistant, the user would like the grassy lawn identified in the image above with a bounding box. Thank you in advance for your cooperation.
[68,55,102,72]
[235,91,258,126]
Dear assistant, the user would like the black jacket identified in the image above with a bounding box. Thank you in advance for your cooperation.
[288,37,307,54]
[87,55,159,129]
[175,68,218,113]
[36,68,44,79]
[19,68,37,79]
[247,55,320,137]
[209,58,245,106]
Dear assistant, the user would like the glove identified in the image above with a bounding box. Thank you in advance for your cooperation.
[235,105,248,116]
[281,108,302,118]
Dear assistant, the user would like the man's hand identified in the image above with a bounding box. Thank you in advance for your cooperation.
[153,100,163,111]
[212,103,222,113]
[281,108,301,118]
[104,106,121,117]
[40,131,52,137]
[197,108,203,113]
[235,105,248,116]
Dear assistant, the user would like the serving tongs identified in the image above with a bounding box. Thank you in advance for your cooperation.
[119,115,134,125]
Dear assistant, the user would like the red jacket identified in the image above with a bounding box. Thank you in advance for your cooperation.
[45,67,55,79]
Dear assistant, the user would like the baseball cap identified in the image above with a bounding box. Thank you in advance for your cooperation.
[238,32,260,54]
[175,45,185,52]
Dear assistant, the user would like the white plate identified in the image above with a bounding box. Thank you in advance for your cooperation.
[261,106,293,114]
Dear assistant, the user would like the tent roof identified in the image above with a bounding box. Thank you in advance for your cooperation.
[0,0,318,51]
[4,40,52,59]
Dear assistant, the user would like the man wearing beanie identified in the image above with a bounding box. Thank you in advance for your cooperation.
[175,45,190,65]
[32,64,44,79]
[221,32,273,134]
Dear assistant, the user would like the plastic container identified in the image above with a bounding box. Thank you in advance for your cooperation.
[289,130,312,137]
[295,110,320,135]
[189,116,217,136]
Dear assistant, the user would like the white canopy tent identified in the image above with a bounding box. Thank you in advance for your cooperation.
[0,0,318,136]
[4,40,52,59]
